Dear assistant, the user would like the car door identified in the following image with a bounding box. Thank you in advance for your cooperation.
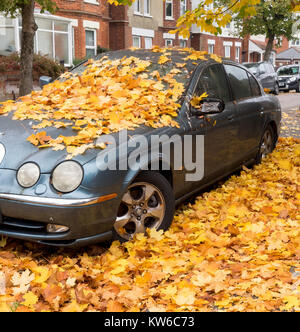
[224,64,265,162]
[187,63,240,189]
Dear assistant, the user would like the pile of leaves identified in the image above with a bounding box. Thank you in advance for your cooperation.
[0,137,299,312]
[0,53,64,81]
[0,47,220,158]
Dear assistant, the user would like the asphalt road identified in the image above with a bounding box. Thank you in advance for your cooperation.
[277,92,300,138]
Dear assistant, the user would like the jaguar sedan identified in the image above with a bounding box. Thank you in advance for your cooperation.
[0,49,281,247]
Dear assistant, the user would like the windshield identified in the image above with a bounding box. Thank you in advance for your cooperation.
[277,66,299,76]
[68,49,196,90]
[244,63,259,74]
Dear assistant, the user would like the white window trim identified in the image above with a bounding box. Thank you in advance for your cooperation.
[165,0,174,20]
[208,39,216,45]
[235,47,240,61]
[85,29,97,57]
[208,44,214,54]
[165,39,173,47]
[132,27,154,38]
[132,35,141,48]
[134,0,142,15]
[84,0,99,5]
[223,41,233,47]
[180,0,187,16]
[144,0,151,16]
[163,33,175,40]
[83,20,99,30]
[145,37,153,49]
[225,45,231,58]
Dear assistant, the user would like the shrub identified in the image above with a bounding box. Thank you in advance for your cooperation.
[0,53,65,80]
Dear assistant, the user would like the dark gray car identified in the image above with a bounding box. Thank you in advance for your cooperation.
[277,65,300,92]
[243,62,279,95]
[0,49,281,247]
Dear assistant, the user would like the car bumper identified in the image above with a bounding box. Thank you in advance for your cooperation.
[0,193,119,247]
[278,80,298,91]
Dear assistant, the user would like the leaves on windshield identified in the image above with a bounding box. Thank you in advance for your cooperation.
[0,48,222,158]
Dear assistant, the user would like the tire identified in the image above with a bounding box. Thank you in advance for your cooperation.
[296,81,300,93]
[255,124,276,165]
[113,171,175,242]
[273,83,279,95]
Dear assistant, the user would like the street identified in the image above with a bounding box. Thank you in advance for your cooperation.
[278,92,300,138]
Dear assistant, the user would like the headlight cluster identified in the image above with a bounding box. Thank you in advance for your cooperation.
[287,77,297,83]
[17,161,83,193]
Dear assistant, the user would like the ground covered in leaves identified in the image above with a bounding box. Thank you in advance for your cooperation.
[0,137,300,312]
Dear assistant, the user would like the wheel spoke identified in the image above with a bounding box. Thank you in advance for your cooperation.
[114,213,131,231]
[147,204,165,220]
[122,192,133,206]
[134,219,146,234]
[143,184,156,202]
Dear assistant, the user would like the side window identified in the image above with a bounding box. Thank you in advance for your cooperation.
[195,64,230,103]
[248,73,262,97]
[224,65,252,101]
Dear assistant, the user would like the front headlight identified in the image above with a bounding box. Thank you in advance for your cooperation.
[290,76,297,82]
[17,163,40,188]
[52,161,83,193]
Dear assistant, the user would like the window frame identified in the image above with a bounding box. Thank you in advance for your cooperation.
[192,63,233,105]
[247,71,263,97]
[208,44,214,54]
[224,45,231,58]
[144,0,151,16]
[165,0,173,20]
[144,37,153,49]
[224,64,254,101]
[180,0,187,17]
[85,28,97,58]
[165,39,173,47]
[132,35,141,48]
[134,0,142,14]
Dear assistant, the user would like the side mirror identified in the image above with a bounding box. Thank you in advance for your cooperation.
[39,76,53,89]
[191,98,225,116]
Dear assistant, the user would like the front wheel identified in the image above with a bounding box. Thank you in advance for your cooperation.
[255,125,275,164]
[273,83,279,95]
[113,172,175,242]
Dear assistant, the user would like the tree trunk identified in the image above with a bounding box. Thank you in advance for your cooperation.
[263,35,275,62]
[19,0,38,97]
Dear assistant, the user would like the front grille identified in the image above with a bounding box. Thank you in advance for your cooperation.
[0,216,47,234]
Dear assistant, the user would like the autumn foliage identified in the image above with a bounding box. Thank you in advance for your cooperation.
[0,137,299,312]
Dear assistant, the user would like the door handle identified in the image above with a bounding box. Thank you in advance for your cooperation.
[227,115,234,121]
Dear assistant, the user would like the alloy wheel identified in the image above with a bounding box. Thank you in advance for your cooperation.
[115,182,166,241]
[260,129,273,159]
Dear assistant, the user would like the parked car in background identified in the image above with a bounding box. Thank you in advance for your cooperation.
[276,65,300,93]
[243,62,279,95]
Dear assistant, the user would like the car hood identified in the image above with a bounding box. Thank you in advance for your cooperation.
[0,113,177,173]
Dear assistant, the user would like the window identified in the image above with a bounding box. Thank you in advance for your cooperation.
[195,64,230,103]
[180,39,187,48]
[0,17,16,56]
[224,46,231,58]
[85,29,97,58]
[180,0,187,16]
[133,36,141,48]
[235,47,240,62]
[225,65,252,100]
[166,0,173,19]
[208,44,214,54]
[145,37,152,49]
[134,0,141,14]
[248,74,261,97]
[165,39,173,47]
[144,0,151,16]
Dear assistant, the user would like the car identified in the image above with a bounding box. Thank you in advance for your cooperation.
[277,64,300,93]
[0,49,281,247]
[243,62,279,95]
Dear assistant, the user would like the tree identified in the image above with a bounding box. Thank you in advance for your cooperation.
[0,0,57,96]
[222,0,300,61]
